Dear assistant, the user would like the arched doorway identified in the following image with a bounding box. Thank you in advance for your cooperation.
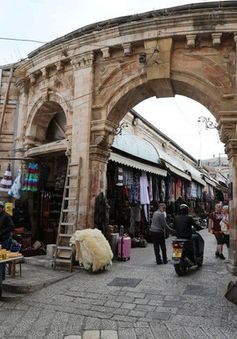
[21,101,68,244]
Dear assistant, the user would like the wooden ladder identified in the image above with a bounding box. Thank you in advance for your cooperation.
[53,159,81,271]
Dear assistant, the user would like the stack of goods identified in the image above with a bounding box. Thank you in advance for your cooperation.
[0,248,22,260]
[0,164,12,192]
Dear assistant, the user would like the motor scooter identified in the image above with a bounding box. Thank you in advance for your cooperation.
[172,227,204,276]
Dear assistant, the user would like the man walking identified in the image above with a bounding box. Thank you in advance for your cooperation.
[150,202,170,264]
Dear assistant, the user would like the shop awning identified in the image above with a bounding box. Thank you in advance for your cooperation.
[26,139,67,157]
[157,148,191,181]
[112,133,160,164]
[109,152,167,177]
[204,177,217,187]
[183,162,206,186]
[164,162,191,181]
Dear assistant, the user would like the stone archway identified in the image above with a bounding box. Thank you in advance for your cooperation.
[23,92,72,151]
[13,2,237,272]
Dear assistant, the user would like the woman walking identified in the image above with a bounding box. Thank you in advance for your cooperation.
[220,205,230,249]
[208,203,225,259]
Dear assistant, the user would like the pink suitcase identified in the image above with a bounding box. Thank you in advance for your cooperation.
[118,235,131,261]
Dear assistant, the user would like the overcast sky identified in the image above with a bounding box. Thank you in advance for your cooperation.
[0,0,226,160]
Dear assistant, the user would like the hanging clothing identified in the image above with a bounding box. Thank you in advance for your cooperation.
[0,164,12,192]
[8,168,22,199]
[94,192,110,233]
[116,166,124,186]
[22,162,39,192]
[140,172,150,205]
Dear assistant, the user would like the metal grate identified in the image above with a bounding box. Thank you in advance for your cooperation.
[184,284,217,297]
[107,277,142,288]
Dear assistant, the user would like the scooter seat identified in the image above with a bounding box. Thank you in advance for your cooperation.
[173,238,191,242]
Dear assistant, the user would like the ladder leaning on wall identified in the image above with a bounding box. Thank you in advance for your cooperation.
[52,158,81,272]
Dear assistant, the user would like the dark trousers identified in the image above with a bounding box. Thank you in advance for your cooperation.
[0,238,12,281]
[151,231,167,263]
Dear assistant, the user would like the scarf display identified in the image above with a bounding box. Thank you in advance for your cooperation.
[22,162,39,192]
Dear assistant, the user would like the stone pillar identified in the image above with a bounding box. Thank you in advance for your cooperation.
[87,120,116,227]
[70,52,94,229]
[219,118,237,273]
[14,78,29,167]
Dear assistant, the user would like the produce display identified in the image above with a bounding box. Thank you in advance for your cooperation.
[0,249,22,260]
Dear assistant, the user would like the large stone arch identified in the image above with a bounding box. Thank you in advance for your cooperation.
[14,1,237,272]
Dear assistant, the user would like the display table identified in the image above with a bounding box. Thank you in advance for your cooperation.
[0,255,23,297]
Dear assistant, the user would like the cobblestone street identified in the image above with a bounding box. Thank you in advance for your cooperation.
[1,229,237,338]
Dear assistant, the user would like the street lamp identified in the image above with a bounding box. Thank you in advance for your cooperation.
[197,116,218,129]
[112,122,128,135]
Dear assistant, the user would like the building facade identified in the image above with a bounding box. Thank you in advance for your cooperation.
[1,2,237,272]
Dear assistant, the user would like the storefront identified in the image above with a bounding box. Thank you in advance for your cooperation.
[0,139,68,252]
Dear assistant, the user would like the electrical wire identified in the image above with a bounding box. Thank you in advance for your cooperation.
[0,37,47,44]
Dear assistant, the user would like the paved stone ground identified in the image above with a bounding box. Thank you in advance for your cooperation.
[0,229,237,338]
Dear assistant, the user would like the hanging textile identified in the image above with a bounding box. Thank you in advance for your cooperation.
[0,163,12,192]
[140,172,150,205]
[116,166,124,186]
[22,162,39,192]
[8,168,22,199]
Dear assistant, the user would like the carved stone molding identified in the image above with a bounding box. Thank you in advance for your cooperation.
[29,74,36,84]
[89,143,110,167]
[101,47,110,59]
[219,121,237,144]
[15,78,29,94]
[90,119,117,149]
[71,52,94,69]
[219,119,237,157]
[122,43,132,56]
[211,33,222,47]
[186,34,196,48]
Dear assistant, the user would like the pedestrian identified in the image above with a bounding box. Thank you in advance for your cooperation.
[150,202,171,264]
[0,201,14,280]
[220,205,230,248]
[208,203,225,259]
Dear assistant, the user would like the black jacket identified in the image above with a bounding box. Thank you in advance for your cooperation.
[173,214,199,239]
[0,211,14,243]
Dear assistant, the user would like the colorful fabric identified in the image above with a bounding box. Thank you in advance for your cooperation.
[22,162,39,192]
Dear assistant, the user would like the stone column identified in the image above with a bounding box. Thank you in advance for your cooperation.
[219,118,237,273]
[14,78,29,167]
[87,120,116,227]
[70,52,94,229]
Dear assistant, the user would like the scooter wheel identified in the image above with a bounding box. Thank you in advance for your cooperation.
[174,263,188,276]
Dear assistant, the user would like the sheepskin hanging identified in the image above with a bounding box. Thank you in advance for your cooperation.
[8,168,22,199]
[0,163,12,192]
[70,228,113,272]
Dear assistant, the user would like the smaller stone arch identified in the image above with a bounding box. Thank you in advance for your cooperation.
[24,91,72,147]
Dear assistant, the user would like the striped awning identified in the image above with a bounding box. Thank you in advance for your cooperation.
[109,152,167,177]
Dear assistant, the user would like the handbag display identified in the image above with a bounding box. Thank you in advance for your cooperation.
[225,280,237,305]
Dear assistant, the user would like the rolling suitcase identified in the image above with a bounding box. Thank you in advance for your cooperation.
[118,235,131,261]
[107,232,119,258]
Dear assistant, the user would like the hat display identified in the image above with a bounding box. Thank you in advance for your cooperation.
[0,164,12,192]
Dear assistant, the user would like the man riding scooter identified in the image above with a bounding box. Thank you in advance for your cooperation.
[173,204,203,265]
